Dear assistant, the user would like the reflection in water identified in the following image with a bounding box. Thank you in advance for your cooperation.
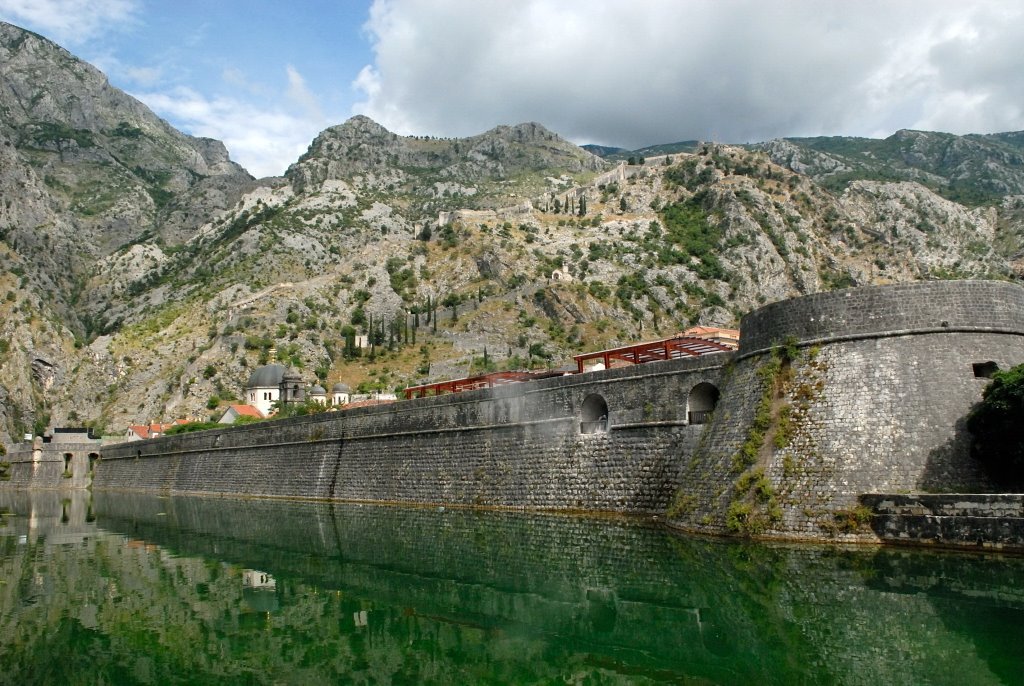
[0,490,1022,684]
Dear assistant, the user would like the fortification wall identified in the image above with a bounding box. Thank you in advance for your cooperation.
[9,280,1024,543]
[97,354,728,513]
[5,441,98,490]
[668,280,1024,540]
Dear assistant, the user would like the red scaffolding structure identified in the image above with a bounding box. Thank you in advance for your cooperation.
[572,335,733,373]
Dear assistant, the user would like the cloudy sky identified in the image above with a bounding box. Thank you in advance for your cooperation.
[2,0,1023,177]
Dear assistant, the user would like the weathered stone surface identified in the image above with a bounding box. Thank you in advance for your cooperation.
[862,493,1024,550]
[96,352,726,513]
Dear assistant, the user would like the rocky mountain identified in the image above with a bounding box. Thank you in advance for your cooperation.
[0,21,1021,442]
[291,116,606,203]
[756,129,1024,206]
[0,22,255,333]
[0,22,254,435]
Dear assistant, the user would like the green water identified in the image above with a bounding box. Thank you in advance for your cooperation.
[0,491,1021,685]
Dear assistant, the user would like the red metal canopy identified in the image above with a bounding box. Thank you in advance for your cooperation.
[404,370,561,399]
[572,335,733,373]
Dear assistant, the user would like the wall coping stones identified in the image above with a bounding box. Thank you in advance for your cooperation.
[862,493,1024,518]
[861,493,1024,552]
[738,280,1024,354]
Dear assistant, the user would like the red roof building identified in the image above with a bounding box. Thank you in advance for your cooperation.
[217,404,265,424]
[680,326,740,349]
[125,419,191,440]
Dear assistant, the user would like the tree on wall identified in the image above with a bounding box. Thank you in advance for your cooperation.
[967,363,1024,487]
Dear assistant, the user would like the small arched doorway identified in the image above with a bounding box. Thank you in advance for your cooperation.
[580,394,609,434]
[687,383,720,425]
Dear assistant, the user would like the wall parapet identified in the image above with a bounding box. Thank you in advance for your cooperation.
[738,280,1024,354]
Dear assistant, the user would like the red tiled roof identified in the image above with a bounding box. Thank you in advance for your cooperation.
[127,419,193,439]
[681,325,740,339]
[227,404,264,418]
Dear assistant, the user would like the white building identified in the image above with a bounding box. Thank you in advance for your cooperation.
[332,382,351,406]
[245,363,288,417]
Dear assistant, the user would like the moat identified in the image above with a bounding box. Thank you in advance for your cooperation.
[0,491,1022,684]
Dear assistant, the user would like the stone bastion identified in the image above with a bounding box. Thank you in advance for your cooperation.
[666,279,1024,543]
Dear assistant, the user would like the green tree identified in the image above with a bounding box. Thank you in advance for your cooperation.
[442,293,462,322]
[967,363,1024,486]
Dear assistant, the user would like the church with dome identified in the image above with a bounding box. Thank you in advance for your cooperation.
[228,364,354,419]
[245,363,303,417]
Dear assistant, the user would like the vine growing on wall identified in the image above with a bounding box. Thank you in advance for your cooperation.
[726,338,803,536]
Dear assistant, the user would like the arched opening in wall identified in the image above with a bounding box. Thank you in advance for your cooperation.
[88,452,99,476]
[63,453,73,478]
[580,394,609,434]
[687,383,720,425]
[973,361,1000,379]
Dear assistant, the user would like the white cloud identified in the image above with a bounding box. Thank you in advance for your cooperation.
[90,54,163,88]
[286,65,325,124]
[134,85,317,178]
[0,0,139,44]
[222,67,270,97]
[354,0,1024,146]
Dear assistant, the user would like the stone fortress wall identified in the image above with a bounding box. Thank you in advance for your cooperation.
[6,280,1024,544]
[5,430,100,490]
[92,352,727,513]
[671,280,1024,540]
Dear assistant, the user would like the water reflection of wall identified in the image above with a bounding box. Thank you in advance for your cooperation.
[85,491,1024,684]
[2,491,1022,683]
